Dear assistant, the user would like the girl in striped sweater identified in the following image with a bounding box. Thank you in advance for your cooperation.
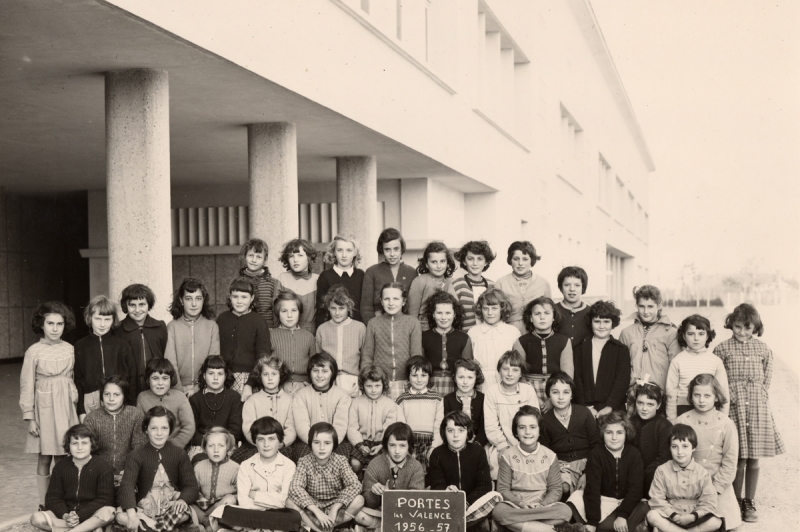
[448,240,496,331]
[395,356,444,475]
[277,238,319,335]
[407,241,457,331]
[237,238,282,328]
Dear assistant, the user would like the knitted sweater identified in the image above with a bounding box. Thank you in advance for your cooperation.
[427,442,492,504]
[346,394,398,445]
[494,273,552,333]
[496,443,562,506]
[240,267,282,328]
[114,315,168,399]
[118,442,199,510]
[360,262,418,323]
[292,384,351,445]
[315,267,365,326]
[188,388,244,446]
[315,318,366,377]
[557,302,592,349]
[573,335,631,411]
[362,453,425,509]
[361,313,422,381]
[443,391,487,446]
[83,405,148,474]
[271,327,316,377]
[539,404,601,462]
[448,276,494,331]
[631,414,673,495]
[666,349,730,422]
[277,272,319,334]
[483,382,539,450]
[513,331,574,377]
[74,332,136,413]
[46,456,115,522]
[194,458,239,503]
[216,310,272,373]
[583,445,644,526]
[396,389,444,447]
[164,316,220,392]
[136,390,196,449]
[407,274,454,331]
[242,389,296,447]
[421,329,473,373]
[468,321,520,385]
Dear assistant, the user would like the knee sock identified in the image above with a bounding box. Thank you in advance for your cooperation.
[733,459,746,499]
[37,474,50,506]
[745,458,760,499]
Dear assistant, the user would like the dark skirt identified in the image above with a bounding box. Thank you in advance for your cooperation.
[218,506,302,531]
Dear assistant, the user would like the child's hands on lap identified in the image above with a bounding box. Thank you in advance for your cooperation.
[64,511,80,528]
[170,499,188,514]
[670,513,694,527]
[445,485,459,492]
[597,406,612,417]
[612,516,628,532]
[371,483,387,496]
[312,506,334,529]
[370,444,382,456]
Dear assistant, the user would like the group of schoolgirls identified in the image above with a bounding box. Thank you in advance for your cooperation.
[19,227,783,532]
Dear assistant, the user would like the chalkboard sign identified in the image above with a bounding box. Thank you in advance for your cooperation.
[382,490,466,532]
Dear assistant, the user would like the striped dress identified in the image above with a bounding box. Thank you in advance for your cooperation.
[240,267,282,328]
[714,336,784,458]
[448,275,494,331]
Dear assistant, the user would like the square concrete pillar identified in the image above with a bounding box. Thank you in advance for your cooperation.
[336,156,378,269]
[105,69,172,321]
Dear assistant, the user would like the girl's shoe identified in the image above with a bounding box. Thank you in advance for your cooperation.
[742,499,758,522]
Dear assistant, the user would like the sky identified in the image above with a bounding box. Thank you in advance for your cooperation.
[589,1,799,286]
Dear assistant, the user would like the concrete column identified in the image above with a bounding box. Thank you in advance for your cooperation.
[248,123,298,275]
[106,69,172,322]
[337,156,378,268]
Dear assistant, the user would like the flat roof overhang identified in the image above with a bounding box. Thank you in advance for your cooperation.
[0,0,492,194]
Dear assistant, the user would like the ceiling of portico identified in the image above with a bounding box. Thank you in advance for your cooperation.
[0,0,489,194]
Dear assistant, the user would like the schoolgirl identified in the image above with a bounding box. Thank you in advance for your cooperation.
[347,366,398,473]
[714,303,784,522]
[237,238,282,328]
[29,424,115,532]
[264,290,316,394]
[395,356,445,474]
[427,412,501,530]
[483,350,540,480]
[191,427,239,531]
[619,285,680,392]
[443,359,488,446]
[136,358,196,450]
[355,422,425,530]
[291,352,353,459]
[666,314,729,421]
[539,372,601,498]
[421,289,473,396]
[360,281,422,399]
[188,356,243,462]
[276,238,319,334]
[556,266,592,349]
[114,283,168,400]
[116,406,199,532]
[83,376,147,485]
[315,233,365,325]
[315,285,367,397]
[627,380,672,496]
[566,411,648,532]
[74,296,135,418]
[359,228,417,323]
[448,240,496,331]
[468,288,520,386]
[573,301,630,418]
[20,301,80,507]
[494,241,552,334]
[677,374,742,530]
[407,241,456,331]
[513,295,574,408]
[491,406,573,532]
[164,277,220,396]
[216,277,272,395]
[236,355,296,464]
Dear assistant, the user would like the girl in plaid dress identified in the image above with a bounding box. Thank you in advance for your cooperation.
[513,296,574,410]
[422,290,473,396]
[714,303,785,523]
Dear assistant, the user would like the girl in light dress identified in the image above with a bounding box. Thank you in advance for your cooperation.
[20,301,81,509]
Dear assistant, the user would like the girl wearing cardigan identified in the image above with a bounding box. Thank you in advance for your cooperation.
[359,228,417,323]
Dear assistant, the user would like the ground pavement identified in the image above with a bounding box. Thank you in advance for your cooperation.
[1,304,798,529]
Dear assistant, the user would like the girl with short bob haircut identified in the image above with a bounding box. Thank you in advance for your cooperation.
[666,314,728,422]
[238,237,282,328]
[627,380,672,496]
[422,290,472,396]
[359,228,418,323]
[347,366,398,473]
[715,303,783,523]
[21,301,81,508]
[407,241,457,331]
[165,277,220,395]
[450,240,496,331]
[468,288,520,386]
[443,358,488,446]
[30,424,116,532]
[136,358,195,450]
[556,266,592,350]
[494,240,552,334]
[264,290,317,394]
[277,238,319,334]
[74,296,135,418]
[188,356,243,462]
